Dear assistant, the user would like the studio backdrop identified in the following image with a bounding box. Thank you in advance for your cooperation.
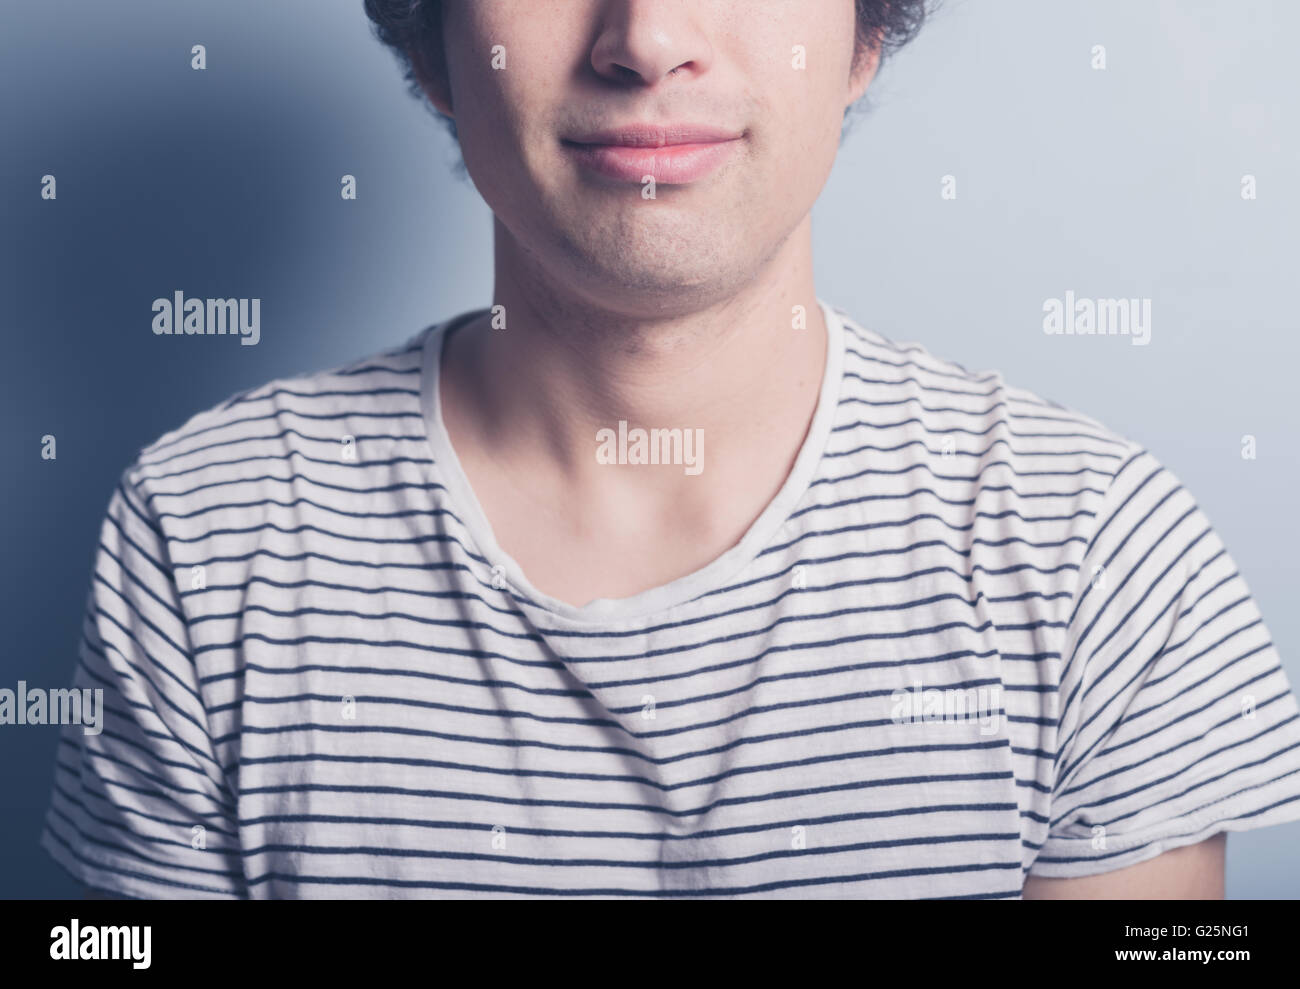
[1,0,1296,897]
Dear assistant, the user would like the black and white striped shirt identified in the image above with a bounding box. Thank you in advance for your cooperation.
[43,300,1300,898]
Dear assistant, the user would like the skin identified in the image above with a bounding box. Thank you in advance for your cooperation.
[397,0,1227,899]
[421,0,859,604]
[1022,834,1226,899]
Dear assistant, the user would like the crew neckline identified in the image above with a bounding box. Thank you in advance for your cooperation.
[417,299,845,625]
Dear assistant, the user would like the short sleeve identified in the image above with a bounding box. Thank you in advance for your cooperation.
[40,469,247,898]
[1031,445,1300,878]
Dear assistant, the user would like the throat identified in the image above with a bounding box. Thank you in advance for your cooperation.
[431,301,835,611]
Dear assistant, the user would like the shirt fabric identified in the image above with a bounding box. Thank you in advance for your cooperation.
[42,299,1300,898]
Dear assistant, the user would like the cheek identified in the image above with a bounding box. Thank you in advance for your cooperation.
[750,32,852,148]
[452,4,574,130]
[454,78,564,238]
[752,71,845,192]
[451,45,563,172]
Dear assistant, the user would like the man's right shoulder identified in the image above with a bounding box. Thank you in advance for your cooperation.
[104,332,439,551]
[117,332,434,516]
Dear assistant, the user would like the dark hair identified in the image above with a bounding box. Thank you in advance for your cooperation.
[364,0,934,145]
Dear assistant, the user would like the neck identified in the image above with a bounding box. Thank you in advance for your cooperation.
[443,213,828,486]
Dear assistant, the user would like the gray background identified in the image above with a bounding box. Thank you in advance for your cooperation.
[1,0,1295,897]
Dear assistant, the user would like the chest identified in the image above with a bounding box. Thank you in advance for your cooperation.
[222,560,1031,898]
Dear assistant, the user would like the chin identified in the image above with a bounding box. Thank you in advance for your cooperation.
[584,267,751,317]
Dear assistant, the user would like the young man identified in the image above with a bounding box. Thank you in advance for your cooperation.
[44,0,1300,899]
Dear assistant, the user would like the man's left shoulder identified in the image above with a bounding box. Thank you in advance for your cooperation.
[832,310,1139,492]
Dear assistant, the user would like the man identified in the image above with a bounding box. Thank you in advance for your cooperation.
[43,0,1300,899]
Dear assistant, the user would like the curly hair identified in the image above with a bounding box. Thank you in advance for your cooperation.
[364,0,935,143]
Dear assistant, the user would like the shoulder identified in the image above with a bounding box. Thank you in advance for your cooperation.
[827,310,1246,636]
[830,306,1143,503]
[127,335,426,479]
[114,332,434,532]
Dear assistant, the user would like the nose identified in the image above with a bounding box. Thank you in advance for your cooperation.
[590,0,714,87]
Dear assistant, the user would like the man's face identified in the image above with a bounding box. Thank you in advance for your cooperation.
[432,0,875,317]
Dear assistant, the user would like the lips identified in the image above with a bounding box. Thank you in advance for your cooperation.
[562,124,744,185]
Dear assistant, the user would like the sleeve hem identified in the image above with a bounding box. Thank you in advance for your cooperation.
[1028,774,1300,879]
[41,826,244,900]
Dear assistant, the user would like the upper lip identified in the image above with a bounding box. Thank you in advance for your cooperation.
[563,124,744,147]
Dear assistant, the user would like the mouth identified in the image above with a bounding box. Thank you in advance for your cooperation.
[561,124,745,185]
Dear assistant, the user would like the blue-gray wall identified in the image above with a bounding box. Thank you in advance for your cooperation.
[2,0,1295,897]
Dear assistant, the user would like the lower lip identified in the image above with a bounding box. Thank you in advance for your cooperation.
[563,140,741,185]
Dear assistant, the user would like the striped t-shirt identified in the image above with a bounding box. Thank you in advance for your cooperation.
[42,300,1300,898]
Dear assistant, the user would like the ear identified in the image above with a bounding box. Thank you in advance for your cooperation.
[409,30,455,119]
[847,30,883,106]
